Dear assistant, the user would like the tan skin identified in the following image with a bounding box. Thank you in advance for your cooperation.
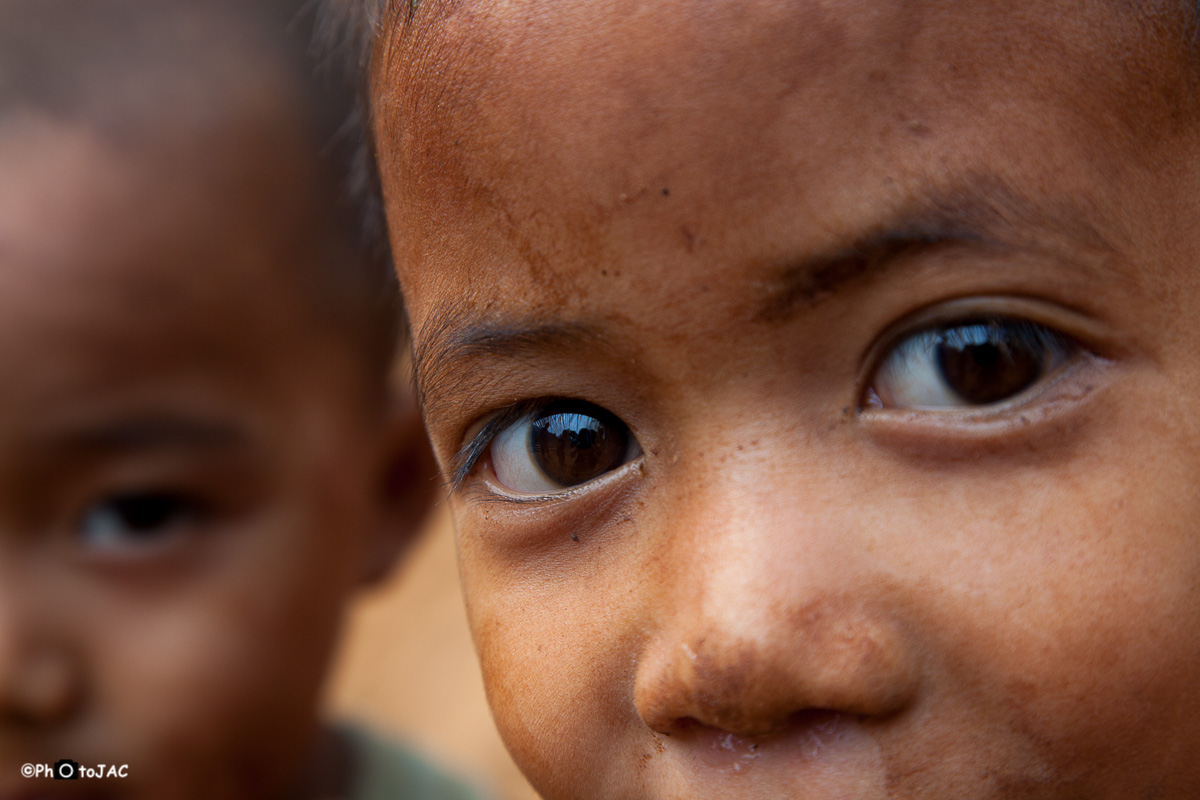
[372,0,1200,797]
[0,115,430,800]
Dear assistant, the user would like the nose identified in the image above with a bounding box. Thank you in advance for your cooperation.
[633,470,920,738]
[0,568,81,726]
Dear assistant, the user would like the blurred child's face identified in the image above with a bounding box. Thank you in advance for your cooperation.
[373,0,1200,797]
[0,116,408,799]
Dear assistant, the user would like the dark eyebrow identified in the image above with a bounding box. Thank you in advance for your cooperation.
[413,310,605,419]
[383,0,449,36]
[413,175,1122,420]
[52,415,249,456]
[755,175,1119,323]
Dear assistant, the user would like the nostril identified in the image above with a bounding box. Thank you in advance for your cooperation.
[634,608,920,741]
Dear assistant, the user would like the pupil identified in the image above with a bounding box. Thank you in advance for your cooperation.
[936,321,1043,405]
[528,407,629,487]
[112,493,182,532]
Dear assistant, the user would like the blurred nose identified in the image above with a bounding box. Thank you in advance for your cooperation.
[633,457,920,738]
[0,564,81,726]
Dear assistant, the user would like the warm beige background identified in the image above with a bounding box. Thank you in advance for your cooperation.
[325,508,540,800]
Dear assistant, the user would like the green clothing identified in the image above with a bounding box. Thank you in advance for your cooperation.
[342,726,486,800]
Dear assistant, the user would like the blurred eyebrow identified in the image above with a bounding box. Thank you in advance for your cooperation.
[756,176,1119,323]
[51,416,249,456]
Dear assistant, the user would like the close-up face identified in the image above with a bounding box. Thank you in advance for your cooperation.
[0,116,395,800]
[373,0,1200,797]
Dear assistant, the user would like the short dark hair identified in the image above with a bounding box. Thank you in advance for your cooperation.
[0,0,402,394]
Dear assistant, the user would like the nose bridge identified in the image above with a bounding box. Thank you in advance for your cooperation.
[633,442,919,736]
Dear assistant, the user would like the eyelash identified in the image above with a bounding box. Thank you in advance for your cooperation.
[450,397,558,492]
[451,309,1094,492]
[70,485,215,562]
[862,316,1078,410]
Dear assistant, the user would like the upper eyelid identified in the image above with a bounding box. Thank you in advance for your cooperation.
[894,319,1071,357]
[855,296,1106,391]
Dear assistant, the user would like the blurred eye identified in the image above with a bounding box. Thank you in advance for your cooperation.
[77,491,203,551]
[489,400,641,493]
[866,317,1075,409]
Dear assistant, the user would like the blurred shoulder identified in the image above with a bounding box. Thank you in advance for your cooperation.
[341,723,490,800]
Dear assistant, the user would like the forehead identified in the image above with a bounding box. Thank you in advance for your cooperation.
[374,0,1196,304]
[378,0,1192,130]
[0,109,314,275]
[0,115,330,404]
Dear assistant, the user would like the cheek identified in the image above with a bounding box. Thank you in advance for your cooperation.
[81,518,364,798]
[454,380,1200,796]
[459,509,654,796]
[97,609,328,796]
[894,410,1200,786]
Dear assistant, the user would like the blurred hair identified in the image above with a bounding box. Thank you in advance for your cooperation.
[308,0,395,319]
[0,0,402,393]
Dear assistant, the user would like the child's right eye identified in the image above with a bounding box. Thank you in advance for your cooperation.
[77,491,205,553]
[484,399,642,495]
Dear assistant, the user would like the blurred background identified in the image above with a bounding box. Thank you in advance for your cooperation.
[3,1,538,795]
[327,507,541,800]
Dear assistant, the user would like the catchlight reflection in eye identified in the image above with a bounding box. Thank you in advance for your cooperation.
[867,318,1075,409]
[489,400,641,494]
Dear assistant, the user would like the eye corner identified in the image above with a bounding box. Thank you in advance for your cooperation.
[453,396,643,501]
[74,489,209,558]
[475,454,646,505]
[448,397,559,491]
[855,350,1114,461]
[859,308,1088,414]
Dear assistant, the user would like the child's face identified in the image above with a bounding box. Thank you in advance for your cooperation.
[0,116,415,799]
[374,1,1200,797]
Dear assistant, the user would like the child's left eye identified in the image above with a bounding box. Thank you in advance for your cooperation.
[486,400,642,494]
[77,491,204,552]
[865,317,1077,410]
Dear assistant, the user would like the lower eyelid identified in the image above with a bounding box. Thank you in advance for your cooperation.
[859,353,1112,445]
[470,451,647,505]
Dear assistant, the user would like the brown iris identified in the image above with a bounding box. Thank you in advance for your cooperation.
[528,402,632,488]
[935,320,1045,405]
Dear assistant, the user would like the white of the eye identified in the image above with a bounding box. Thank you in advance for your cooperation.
[490,419,564,494]
[78,505,140,549]
[78,499,188,553]
[873,333,969,408]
